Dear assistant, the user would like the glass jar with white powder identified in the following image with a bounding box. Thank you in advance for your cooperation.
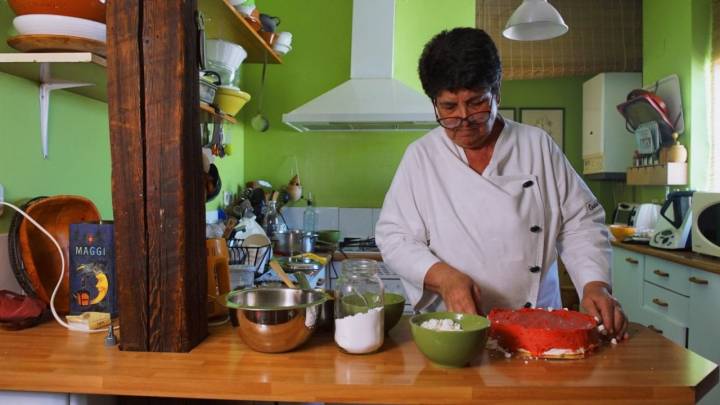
[334,259,384,354]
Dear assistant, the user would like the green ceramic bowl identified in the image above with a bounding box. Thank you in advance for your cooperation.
[316,229,341,244]
[341,292,406,332]
[410,312,490,368]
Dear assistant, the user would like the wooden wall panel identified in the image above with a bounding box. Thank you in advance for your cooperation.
[106,0,148,352]
[107,0,207,352]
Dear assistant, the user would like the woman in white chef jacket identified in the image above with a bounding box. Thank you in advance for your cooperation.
[375,28,628,341]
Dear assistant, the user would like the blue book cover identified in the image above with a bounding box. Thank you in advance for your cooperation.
[69,223,117,317]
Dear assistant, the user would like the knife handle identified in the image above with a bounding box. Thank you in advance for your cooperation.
[648,325,663,334]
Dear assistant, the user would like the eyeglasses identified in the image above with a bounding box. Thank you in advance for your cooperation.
[434,109,492,129]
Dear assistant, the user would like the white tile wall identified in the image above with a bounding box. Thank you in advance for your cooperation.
[339,208,373,239]
[315,207,339,231]
[280,206,384,239]
[281,206,304,230]
[371,208,382,236]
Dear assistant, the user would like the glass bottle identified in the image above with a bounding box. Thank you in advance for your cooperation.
[262,200,285,238]
[302,192,317,233]
[334,259,384,354]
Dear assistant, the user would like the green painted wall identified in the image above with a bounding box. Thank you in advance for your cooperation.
[639,0,712,203]
[0,2,112,233]
[0,72,112,232]
[242,0,474,208]
[501,77,615,216]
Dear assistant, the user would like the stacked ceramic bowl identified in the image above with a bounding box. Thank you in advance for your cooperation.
[205,39,251,116]
[9,0,107,46]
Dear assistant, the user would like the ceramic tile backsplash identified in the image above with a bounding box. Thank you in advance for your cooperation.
[281,207,304,230]
[315,207,339,231]
[371,208,382,236]
[339,208,373,239]
[272,206,382,238]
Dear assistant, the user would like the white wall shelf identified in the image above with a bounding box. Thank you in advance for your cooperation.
[0,52,107,101]
[0,52,106,158]
[0,52,240,158]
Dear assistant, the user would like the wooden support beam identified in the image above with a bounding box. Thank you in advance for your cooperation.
[107,0,207,352]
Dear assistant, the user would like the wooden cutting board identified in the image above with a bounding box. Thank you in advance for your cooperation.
[7,34,106,58]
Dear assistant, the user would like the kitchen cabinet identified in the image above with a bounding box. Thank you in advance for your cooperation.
[612,245,720,405]
[689,269,720,405]
[582,72,641,179]
[611,247,644,322]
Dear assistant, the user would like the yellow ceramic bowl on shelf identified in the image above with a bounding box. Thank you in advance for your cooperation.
[214,86,251,116]
[609,224,636,242]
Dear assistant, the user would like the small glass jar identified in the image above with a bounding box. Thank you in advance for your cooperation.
[334,259,384,354]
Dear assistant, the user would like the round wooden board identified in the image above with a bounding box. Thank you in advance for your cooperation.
[7,34,106,58]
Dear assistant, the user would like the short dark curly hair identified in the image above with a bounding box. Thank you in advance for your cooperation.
[418,28,502,100]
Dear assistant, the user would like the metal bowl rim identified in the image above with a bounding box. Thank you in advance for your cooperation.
[223,287,329,310]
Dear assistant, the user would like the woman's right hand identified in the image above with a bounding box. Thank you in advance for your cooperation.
[425,263,483,314]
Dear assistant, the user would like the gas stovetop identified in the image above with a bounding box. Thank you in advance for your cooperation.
[338,237,379,252]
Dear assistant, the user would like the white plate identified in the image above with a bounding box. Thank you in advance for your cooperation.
[13,14,106,43]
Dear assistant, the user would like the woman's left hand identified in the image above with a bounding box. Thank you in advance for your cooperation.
[581,281,629,341]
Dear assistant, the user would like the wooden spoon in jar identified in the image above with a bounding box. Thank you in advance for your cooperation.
[269,259,296,289]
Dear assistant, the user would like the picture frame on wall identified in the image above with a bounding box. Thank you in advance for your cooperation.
[498,108,515,121]
[520,108,565,150]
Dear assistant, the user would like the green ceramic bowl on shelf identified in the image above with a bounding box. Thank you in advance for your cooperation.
[410,311,490,368]
[341,292,406,332]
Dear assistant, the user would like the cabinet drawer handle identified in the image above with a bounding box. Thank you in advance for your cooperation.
[689,276,709,285]
[652,298,669,308]
[653,269,669,278]
[648,325,663,334]
[625,257,639,264]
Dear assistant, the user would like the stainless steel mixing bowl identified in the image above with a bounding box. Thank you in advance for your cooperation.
[224,287,329,353]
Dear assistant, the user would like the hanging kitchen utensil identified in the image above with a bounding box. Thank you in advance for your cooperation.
[196,11,206,70]
[210,115,225,157]
[251,53,270,132]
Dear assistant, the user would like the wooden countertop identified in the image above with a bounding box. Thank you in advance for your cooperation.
[611,240,720,275]
[0,319,717,404]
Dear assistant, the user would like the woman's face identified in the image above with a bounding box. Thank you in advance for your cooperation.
[434,88,499,150]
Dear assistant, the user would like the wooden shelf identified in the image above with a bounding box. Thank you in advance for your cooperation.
[0,52,107,101]
[198,0,283,64]
[0,53,238,122]
[200,101,237,124]
[626,163,688,186]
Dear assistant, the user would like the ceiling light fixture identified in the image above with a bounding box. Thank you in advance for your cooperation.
[502,0,568,41]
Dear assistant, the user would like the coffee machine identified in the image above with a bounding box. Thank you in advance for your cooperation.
[650,190,694,250]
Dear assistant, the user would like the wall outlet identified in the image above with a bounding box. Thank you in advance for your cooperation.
[0,184,4,217]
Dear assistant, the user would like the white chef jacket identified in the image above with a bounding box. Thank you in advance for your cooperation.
[375,120,611,314]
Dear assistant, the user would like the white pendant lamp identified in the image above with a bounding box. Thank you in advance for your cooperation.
[503,0,568,41]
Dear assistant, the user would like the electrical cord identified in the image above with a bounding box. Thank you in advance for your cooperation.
[1,201,113,333]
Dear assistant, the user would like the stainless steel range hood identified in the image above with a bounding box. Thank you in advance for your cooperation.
[282,0,436,132]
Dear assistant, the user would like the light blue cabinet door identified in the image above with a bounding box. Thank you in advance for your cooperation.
[688,269,720,405]
[611,248,645,323]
